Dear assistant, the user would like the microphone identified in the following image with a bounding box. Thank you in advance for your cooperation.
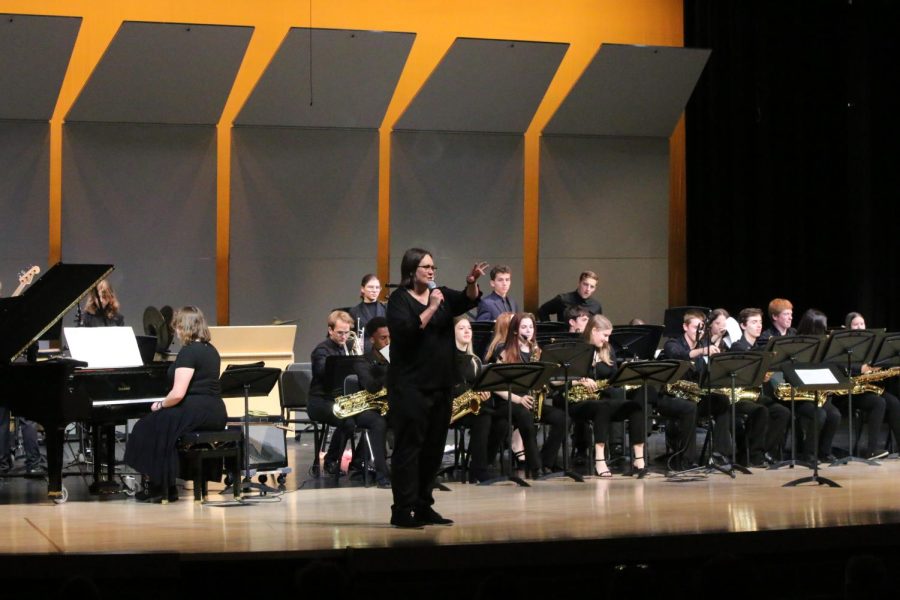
[427,281,437,291]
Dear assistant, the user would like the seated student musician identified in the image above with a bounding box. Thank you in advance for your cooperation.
[729,307,791,464]
[654,310,705,470]
[755,298,796,349]
[565,305,591,334]
[570,314,646,477]
[348,274,387,353]
[490,312,566,477]
[838,312,899,459]
[349,316,392,488]
[451,317,508,482]
[483,311,514,363]
[537,271,602,322]
[80,278,125,327]
[475,265,518,322]
[793,309,842,463]
[307,310,359,476]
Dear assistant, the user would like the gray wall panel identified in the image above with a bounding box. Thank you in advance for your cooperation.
[0,14,81,121]
[230,127,379,357]
[0,122,49,290]
[390,131,524,306]
[62,123,217,327]
[539,136,668,326]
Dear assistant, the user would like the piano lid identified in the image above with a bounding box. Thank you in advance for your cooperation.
[0,262,113,363]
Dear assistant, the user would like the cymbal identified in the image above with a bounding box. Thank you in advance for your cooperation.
[143,305,172,352]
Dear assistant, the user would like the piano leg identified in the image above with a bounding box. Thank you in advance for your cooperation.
[45,426,66,502]
[88,424,121,494]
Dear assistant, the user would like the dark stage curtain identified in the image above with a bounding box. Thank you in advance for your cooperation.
[684,0,900,331]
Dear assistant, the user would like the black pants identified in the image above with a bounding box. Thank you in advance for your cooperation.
[882,392,900,449]
[0,408,40,470]
[795,399,841,459]
[388,386,451,515]
[654,393,698,466]
[570,395,643,446]
[832,392,885,457]
[759,395,791,459]
[493,399,541,472]
[347,410,389,479]
[538,404,566,469]
[457,411,508,476]
[702,395,767,459]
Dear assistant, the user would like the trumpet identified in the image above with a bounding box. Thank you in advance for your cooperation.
[345,329,364,356]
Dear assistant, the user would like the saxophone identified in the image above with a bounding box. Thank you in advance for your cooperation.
[831,365,900,396]
[773,383,826,406]
[332,387,388,418]
[530,387,546,421]
[666,380,760,403]
[449,389,484,424]
[568,379,641,402]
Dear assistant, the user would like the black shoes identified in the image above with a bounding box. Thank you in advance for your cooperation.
[390,509,425,529]
[376,476,391,489]
[323,459,343,477]
[135,483,179,503]
[416,506,454,526]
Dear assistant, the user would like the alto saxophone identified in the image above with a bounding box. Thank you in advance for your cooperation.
[333,387,388,418]
[568,379,641,402]
[450,389,484,424]
[530,387,546,421]
[666,380,760,403]
[773,383,826,406]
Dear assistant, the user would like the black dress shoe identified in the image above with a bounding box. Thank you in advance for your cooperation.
[416,506,454,526]
[24,465,46,479]
[323,460,343,476]
[376,477,391,489]
[390,510,426,528]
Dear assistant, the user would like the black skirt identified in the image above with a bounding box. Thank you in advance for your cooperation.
[124,394,227,486]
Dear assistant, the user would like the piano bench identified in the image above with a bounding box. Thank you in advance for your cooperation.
[177,429,243,502]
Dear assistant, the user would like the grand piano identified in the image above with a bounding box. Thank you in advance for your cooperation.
[0,263,169,503]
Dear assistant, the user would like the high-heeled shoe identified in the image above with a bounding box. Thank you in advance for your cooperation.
[594,459,612,478]
[135,480,163,502]
[630,456,648,478]
[512,450,526,470]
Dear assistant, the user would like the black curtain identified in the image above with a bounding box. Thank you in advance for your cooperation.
[684,0,900,331]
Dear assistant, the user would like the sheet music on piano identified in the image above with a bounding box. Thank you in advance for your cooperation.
[64,326,144,369]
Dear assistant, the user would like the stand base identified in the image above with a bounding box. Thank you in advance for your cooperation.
[433,481,452,492]
[783,474,841,488]
[537,469,584,483]
[477,475,530,487]
[89,480,122,495]
[768,459,816,471]
[223,478,281,498]
[830,455,881,467]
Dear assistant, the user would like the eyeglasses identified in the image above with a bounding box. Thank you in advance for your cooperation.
[417,264,438,271]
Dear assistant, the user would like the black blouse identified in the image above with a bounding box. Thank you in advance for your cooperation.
[170,341,221,399]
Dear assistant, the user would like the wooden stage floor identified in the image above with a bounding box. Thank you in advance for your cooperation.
[4,440,900,597]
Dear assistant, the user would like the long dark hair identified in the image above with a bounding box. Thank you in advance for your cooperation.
[399,247,431,289]
[796,308,827,335]
[500,312,540,364]
[84,279,120,320]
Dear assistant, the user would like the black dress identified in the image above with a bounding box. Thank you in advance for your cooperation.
[124,341,227,486]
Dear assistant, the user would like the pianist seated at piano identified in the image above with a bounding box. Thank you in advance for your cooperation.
[123,306,227,503]
[80,279,124,327]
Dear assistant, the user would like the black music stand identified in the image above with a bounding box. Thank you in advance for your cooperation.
[472,362,552,487]
[704,351,773,476]
[781,363,850,487]
[610,325,664,362]
[470,321,495,362]
[220,365,282,498]
[607,359,692,478]
[819,329,882,466]
[535,331,581,347]
[536,342,594,482]
[765,335,824,471]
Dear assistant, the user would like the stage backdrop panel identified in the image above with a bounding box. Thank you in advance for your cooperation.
[538,136,669,326]
[66,21,252,125]
[0,122,50,290]
[229,127,379,359]
[0,14,81,121]
[61,123,217,327]
[389,131,525,308]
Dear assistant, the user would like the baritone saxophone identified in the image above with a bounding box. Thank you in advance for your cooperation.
[332,387,388,418]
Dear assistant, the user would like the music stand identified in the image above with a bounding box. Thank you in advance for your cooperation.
[607,360,692,478]
[536,342,594,482]
[765,335,824,471]
[535,331,581,347]
[819,329,882,466]
[472,362,553,487]
[610,325,664,362]
[704,351,773,476]
[219,365,282,499]
[781,363,850,487]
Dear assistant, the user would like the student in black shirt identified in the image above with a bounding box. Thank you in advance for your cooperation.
[537,270,602,322]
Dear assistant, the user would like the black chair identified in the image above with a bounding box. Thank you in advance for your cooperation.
[280,363,327,476]
[177,429,243,502]
[341,374,378,487]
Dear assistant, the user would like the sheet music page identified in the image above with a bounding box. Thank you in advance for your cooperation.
[797,368,839,385]
[64,326,143,368]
